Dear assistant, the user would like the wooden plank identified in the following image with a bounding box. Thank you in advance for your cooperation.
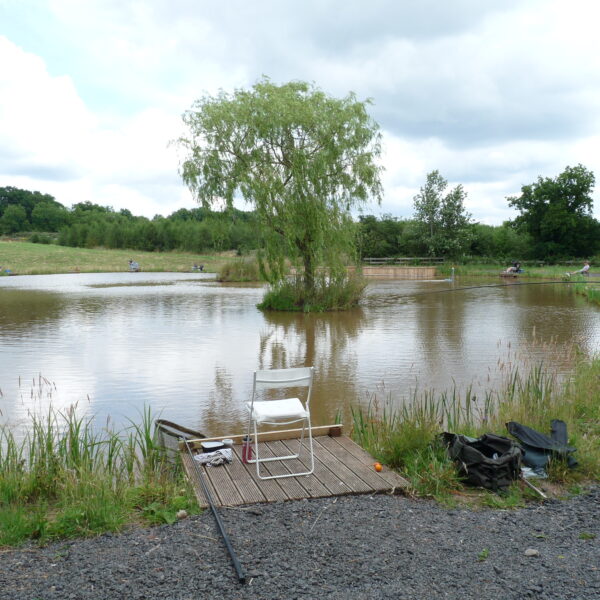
[311,438,372,494]
[302,438,370,496]
[249,442,309,500]
[231,444,290,504]
[182,435,407,508]
[219,448,267,506]
[330,436,409,490]
[288,441,353,496]
[181,451,218,508]
[267,440,330,498]
[201,460,244,507]
[278,438,345,498]
[183,424,343,451]
[317,435,393,492]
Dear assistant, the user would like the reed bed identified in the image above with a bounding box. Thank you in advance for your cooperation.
[569,279,600,306]
[217,257,263,282]
[0,396,198,547]
[351,353,600,504]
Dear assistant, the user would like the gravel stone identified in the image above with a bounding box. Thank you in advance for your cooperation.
[0,486,598,599]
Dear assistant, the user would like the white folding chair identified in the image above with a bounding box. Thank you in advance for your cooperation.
[246,366,315,480]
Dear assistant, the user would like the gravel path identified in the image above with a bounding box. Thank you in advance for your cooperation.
[1,487,598,600]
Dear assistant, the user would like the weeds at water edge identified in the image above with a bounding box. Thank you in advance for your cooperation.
[351,354,600,504]
[0,395,199,547]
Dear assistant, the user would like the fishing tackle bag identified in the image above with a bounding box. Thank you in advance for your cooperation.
[441,432,523,492]
[506,420,577,476]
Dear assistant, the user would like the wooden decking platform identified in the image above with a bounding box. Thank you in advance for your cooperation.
[181,426,409,508]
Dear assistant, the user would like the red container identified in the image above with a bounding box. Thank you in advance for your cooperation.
[241,436,253,463]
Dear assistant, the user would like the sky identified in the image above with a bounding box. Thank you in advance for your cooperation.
[1,0,600,225]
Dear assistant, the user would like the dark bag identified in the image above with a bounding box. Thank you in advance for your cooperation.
[506,420,577,475]
[441,432,523,492]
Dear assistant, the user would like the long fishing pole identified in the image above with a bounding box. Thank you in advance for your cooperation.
[405,278,600,297]
[184,440,246,584]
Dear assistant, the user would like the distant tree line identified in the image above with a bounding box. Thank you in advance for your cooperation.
[359,164,599,261]
[1,162,597,261]
[0,187,260,254]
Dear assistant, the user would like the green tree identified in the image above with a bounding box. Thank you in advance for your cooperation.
[31,201,69,231]
[0,204,29,233]
[413,170,472,257]
[0,186,65,228]
[177,79,383,303]
[508,164,598,258]
[358,214,406,258]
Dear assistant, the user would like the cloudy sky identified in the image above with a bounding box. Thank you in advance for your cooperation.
[1,0,599,224]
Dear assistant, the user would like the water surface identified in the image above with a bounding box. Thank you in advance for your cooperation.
[1,272,598,436]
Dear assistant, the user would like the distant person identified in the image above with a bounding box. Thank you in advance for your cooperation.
[504,261,522,274]
[128,259,140,272]
[566,261,590,277]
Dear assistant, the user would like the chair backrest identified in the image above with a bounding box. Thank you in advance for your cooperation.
[252,366,314,403]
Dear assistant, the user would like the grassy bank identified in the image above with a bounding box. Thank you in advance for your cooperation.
[0,397,198,547]
[571,280,600,306]
[2,242,592,282]
[443,262,588,279]
[352,354,600,506]
[0,241,233,275]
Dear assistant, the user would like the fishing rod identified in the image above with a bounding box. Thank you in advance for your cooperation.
[405,278,600,297]
[184,440,246,584]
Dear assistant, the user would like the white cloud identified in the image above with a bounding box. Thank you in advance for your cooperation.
[1,0,600,222]
[0,35,196,216]
[0,36,94,177]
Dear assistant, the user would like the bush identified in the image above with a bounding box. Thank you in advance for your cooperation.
[217,257,262,282]
[258,272,367,312]
[29,233,53,244]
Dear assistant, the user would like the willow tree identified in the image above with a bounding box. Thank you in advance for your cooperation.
[177,79,383,307]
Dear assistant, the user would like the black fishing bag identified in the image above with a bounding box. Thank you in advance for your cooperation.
[441,432,523,492]
[506,420,578,475]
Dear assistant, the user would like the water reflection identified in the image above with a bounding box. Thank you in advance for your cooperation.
[260,308,366,424]
[1,273,599,437]
[0,289,68,330]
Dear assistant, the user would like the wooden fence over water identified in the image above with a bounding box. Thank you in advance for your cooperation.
[349,265,438,279]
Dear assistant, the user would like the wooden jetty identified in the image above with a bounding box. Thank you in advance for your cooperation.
[181,425,409,508]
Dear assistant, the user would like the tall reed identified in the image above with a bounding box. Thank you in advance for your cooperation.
[352,354,600,500]
[0,401,198,546]
[217,257,262,282]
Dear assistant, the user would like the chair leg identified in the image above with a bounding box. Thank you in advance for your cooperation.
[246,418,314,480]
[299,417,315,476]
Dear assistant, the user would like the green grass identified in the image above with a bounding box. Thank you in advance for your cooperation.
[570,280,600,306]
[0,240,233,275]
[442,262,589,280]
[351,355,600,505]
[0,395,199,547]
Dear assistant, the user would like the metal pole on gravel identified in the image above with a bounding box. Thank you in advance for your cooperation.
[185,440,246,584]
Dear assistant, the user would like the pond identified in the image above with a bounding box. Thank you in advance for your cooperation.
[1,272,598,437]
